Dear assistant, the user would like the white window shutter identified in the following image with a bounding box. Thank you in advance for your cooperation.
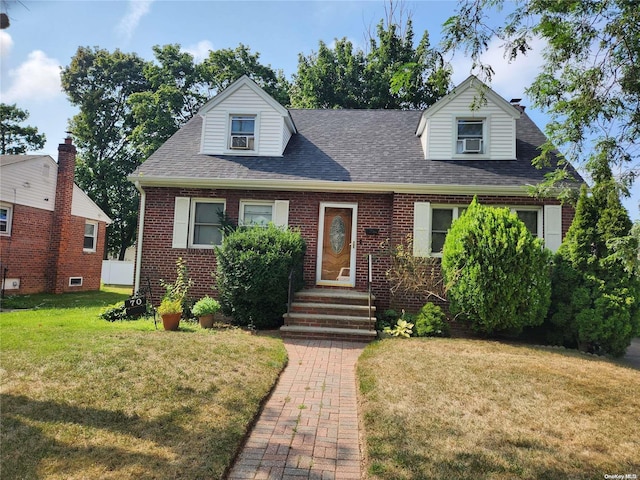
[544,205,562,252]
[172,197,190,248]
[413,202,431,257]
[273,200,290,227]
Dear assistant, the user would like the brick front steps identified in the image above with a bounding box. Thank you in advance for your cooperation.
[280,288,377,342]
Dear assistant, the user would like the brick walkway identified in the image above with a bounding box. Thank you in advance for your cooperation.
[227,339,367,480]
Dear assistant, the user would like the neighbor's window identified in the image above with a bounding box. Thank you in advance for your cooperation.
[190,200,225,247]
[456,119,484,154]
[229,115,255,150]
[0,204,13,236]
[431,206,466,254]
[84,221,98,252]
[240,201,273,226]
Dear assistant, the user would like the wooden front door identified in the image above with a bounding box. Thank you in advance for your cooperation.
[316,203,357,286]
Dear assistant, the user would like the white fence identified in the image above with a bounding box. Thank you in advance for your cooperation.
[101,260,134,286]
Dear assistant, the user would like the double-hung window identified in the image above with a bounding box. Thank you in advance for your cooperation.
[431,206,465,254]
[456,119,484,154]
[191,200,225,247]
[512,208,542,238]
[0,204,12,236]
[84,221,98,252]
[240,201,273,226]
[229,115,255,151]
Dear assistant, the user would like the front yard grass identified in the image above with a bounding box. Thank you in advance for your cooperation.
[0,288,287,479]
[358,338,640,480]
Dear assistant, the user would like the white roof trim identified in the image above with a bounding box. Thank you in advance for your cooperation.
[128,174,536,197]
[198,75,297,133]
[416,75,521,136]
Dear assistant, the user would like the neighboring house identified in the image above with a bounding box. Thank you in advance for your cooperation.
[129,75,581,338]
[0,138,112,295]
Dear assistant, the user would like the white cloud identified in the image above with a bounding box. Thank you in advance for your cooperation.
[450,36,546,103]
[116,0,154,43]
[0,30,13,58]
[1,50,62,103]
[183,40,213,63]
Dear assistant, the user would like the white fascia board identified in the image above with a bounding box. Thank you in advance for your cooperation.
[128,175,534,197]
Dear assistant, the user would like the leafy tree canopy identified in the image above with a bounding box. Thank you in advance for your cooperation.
[61,46,149,260]
[291,6,451,109]
[0,103,46,154]
[442,0,640,198]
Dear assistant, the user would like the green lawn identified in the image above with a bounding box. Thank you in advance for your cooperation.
[0,287,287,480]
[358,338,640,480]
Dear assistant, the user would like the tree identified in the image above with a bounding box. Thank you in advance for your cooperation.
[290,8,450,109]
[61,47,149,260]
[0,103,45,154]
[441,198,551,334]
[442,0,640,198]
[547,164,640,357]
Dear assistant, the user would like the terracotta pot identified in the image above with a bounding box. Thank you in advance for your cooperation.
[199,314,215,329]
[161,313,181,331]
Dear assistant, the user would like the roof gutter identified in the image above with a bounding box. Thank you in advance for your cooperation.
[127,174,538,197]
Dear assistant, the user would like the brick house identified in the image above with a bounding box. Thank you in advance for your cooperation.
[1,138,112,295]
[129,75,580,339]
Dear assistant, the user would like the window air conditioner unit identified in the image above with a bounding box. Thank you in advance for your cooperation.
[462,138,482,153]
[231,135,250,149]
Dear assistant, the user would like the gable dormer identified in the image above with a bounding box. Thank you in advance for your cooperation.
[198,75,296,157]
[416,76,521,160]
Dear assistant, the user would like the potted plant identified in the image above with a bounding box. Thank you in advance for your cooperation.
[157,257,193,331]
[157,297,183,331]
[192,296,221,328]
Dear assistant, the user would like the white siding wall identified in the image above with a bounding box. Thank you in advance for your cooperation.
[201,84,288,156]
[426,87,516,160]
[0,157,57,211]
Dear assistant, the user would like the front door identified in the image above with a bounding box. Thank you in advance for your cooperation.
[316,203,357,286]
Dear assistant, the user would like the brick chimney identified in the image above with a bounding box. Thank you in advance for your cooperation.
[50,136,77,293]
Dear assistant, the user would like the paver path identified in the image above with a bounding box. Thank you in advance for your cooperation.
[227,339,367,480]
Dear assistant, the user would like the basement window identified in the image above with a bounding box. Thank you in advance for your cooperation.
[69,277,83,287]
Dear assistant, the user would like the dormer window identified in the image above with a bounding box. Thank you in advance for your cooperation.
[456,119,484,154]
[229,115,255,151]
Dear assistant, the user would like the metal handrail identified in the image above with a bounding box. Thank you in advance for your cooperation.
[287,267,295,320]
[368,254,374,331]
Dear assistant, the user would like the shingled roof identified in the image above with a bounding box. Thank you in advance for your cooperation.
[130,107,581,193]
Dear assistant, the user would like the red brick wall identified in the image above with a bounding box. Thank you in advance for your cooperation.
[1,204,54,294]
[138,188,575,314]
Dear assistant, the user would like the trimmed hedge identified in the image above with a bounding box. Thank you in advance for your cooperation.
[215,224,306,329]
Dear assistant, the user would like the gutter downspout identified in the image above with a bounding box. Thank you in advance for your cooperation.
[133,181,146,294]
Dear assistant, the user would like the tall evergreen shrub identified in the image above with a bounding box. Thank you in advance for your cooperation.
[215,224,306,329]
[441,198,551,334]
[547,163,640,357]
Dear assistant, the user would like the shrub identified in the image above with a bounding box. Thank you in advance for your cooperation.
[215,224,306,329]
[191,296,221,317]
[441,198,551,334]
[414,302,449,337]
[546,177,640,357]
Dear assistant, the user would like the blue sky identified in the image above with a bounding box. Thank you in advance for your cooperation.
[0,0,637,220]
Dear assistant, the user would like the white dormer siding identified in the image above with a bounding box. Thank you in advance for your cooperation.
[417,76,520,161]
[199,76,296,157]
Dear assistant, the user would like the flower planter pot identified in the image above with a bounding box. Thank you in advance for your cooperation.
[161,313,181,331]
[199,314,215,329]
